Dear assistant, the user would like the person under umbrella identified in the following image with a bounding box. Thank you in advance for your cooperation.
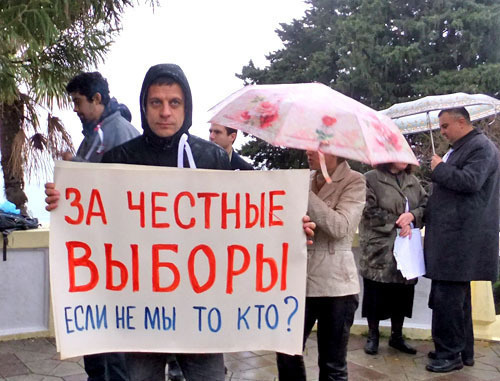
[276,150,365,381]
[424,107,499,373]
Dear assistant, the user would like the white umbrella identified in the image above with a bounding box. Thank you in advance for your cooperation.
[380,93,500,154]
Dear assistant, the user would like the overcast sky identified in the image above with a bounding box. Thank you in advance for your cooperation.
[60,0,310,147]
[26,0,310,221]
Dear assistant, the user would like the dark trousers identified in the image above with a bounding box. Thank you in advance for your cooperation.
[84,352,129,381]
[429,280,474,360]
[124,352,224,381]
[276,295,358,381]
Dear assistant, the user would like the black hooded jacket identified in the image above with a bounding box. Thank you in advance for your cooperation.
[102,64,230,169]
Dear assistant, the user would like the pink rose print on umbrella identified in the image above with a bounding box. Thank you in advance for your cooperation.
[387,131,401,149]
[316,114,337,143]
[256,101,279,128]
[322,115,337,127]
[369,114,402,151]
[231,97,280,128]
[240,111,251,121]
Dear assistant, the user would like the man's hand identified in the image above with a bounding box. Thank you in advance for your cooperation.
[396,212,414,228]
[431,154,443,171]
[45,182,60,211]
[62,151,74,161]
[303,215,316,245]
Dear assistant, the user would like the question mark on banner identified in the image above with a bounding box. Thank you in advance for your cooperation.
[284,296,299,332]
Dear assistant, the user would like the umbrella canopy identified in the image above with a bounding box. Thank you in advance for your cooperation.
[208,83,418,167]
[380,93,500,135]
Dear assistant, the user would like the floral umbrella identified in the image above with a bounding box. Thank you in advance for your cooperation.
[380,93,500,154]
[208,83,419,177]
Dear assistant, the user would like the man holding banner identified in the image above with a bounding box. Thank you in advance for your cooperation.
[46,64,229,380]
[103,64,231,380]
[46,63,316,381]
[103,64,227,380]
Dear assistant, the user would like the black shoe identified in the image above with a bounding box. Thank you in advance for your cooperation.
[388,336,417,355]
[167,361,185,381]
[426,357,463,373]
[462,357,475,367]
[428,351,474,366]
[167,371,185,381]
[364,334,379,355]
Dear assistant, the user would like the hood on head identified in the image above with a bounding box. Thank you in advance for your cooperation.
[139,64,193,147]
[113,98,132,122]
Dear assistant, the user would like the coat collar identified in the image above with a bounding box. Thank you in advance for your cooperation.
[374,168,412,195]
[310,160,351,199]
[451,129,480,151]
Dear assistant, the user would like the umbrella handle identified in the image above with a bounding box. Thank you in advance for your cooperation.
[318,151,332,184]
[427,112,436,155]
[488,103,498,125]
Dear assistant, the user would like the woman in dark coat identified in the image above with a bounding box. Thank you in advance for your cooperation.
[359,163,427,355]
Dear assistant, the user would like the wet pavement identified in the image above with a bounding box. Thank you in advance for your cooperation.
[0,332,499,380]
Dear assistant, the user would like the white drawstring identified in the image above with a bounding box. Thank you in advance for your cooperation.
[96,128,105,154]
[84,124,104,161]
[177,133,196,168]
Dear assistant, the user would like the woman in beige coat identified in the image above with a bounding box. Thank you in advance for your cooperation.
[359,163,427,355]
[276,151,366,381]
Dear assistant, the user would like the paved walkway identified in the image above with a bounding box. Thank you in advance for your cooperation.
[0,333,499,380]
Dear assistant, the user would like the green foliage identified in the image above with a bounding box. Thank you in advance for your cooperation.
[0,0,144,107]
[238,0,500,170]
[239,138,308,170]
[0,1,154,208]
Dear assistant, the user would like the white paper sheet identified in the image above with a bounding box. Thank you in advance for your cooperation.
[393,228,426,280]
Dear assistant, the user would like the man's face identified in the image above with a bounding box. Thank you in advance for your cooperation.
[70,92,103,124]
[209,124,235,150]
[439,112,465,144]
[145,83,185,138]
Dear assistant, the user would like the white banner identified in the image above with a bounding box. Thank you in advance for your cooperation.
[49,161,309,359]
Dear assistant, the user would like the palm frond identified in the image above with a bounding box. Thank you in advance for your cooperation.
[47,113,75,159]
[0,0,154,189]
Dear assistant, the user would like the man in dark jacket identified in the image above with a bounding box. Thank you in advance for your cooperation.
[209,123,253,170]
[102,65,230,172]
[101,63,229,381]
[424,107,500,373]
[65,71,139,381]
